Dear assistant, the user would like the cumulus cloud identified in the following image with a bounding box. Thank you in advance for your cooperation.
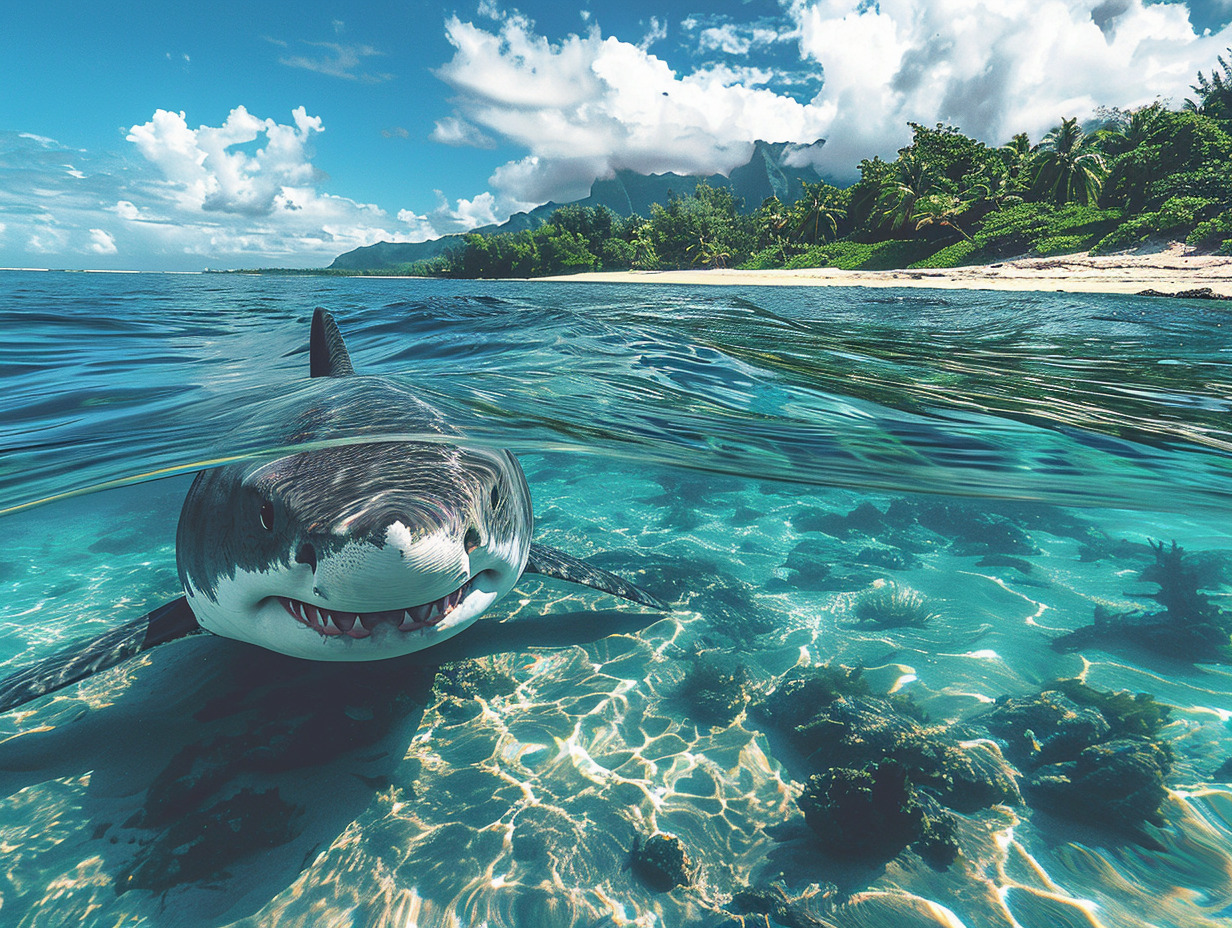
[399,191,507,237]
[786,0,1232,174]
[88,229,117,254]
[0,114,435,270]
[434,13,834,205]
[127,106,326,216]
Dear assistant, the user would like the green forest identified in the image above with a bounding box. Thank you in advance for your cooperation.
[398,50,1232,279]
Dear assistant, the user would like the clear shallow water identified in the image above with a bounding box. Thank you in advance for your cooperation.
[0,270,1231,927]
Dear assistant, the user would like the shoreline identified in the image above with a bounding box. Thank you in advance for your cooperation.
[536,247,1232,297]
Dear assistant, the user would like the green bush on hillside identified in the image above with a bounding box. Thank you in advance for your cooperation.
[1186,208,1232,249]
[909,240,983,268]
[1031,235,1085,256]
[971,202,1121,258]
[1092,196,1214,253]
[784,239,937,270]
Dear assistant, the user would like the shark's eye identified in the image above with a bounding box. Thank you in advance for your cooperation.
[259,501,275,531]
[464,526,481,553]
[490,485,501,507]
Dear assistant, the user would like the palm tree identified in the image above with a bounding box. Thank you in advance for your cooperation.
[758,196,789,234]
[1186,48,1232,119]
[792,182,846,245]
[1099,102,1167,156]
[1030,118,1107,206]
[875,155,937,233]
[912,193,973,241]
[630,220,659,270]
[687,236,730,269]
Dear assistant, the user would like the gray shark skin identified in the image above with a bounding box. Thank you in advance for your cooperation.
[0,309,663,712]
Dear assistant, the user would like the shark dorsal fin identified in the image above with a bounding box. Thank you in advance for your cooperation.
[310,308,356,378]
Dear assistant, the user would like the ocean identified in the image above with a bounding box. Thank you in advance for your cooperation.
[1,269,1230,927]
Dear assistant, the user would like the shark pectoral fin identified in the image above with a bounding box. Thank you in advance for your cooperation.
[0,597,203,714]
[523,543,667,610]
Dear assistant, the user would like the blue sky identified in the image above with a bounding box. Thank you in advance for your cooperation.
[3,0,1232,270]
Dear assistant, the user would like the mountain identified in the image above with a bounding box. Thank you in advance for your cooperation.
[328,139,825,271]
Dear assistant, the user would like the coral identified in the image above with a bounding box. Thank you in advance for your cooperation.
[758,664,871,733]
[727,884,832,928]
[630,832,695,892]
[1054,539,1232,662]
[985,690,1111,766]
[680,652,751,725]
[797,761,959,866]
[789,695,1020,813]
[1049,679,1171,741]
[1029,738,1172,831]
[854,583,939,628]
[759,667,1019,815]
[854,545,921,571]
[887,499,1038,557]
[757,664,1033,868]
[985,681,1174,833]
[797,761,924,858]
[778,545,836,590]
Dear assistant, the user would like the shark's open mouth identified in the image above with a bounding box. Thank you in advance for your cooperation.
[277,574,480,639]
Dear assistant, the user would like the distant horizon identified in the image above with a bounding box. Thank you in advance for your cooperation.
[4,0,1232,272]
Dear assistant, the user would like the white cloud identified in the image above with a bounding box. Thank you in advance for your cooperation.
[434,14,835,205]
[695,22,789,55]
[639,17,668,52]
[786,0,1232,175]
[88,229,117,254]
[127,106,326,216]
[27,226,68,254]
[0,114,438,269]
[409,190,507,235]
[430,116,496,148]
[449,191,501,227]
[278,41,393,82]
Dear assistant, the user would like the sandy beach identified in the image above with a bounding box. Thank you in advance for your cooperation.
[540,245,1232,297]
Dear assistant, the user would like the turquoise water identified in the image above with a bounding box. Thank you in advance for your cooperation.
[1,270,1231,926]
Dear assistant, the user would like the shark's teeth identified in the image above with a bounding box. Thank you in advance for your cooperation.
[278,577,474,640]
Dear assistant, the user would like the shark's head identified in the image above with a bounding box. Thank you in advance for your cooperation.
[176,440,533,660]
[174,309,534,661]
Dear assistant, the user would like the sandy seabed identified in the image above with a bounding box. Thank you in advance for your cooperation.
[539,245,1232,297]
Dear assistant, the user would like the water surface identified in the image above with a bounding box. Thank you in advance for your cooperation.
[1,271,1230,927]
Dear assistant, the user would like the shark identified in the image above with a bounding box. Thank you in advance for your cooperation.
[0,309,662,712]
